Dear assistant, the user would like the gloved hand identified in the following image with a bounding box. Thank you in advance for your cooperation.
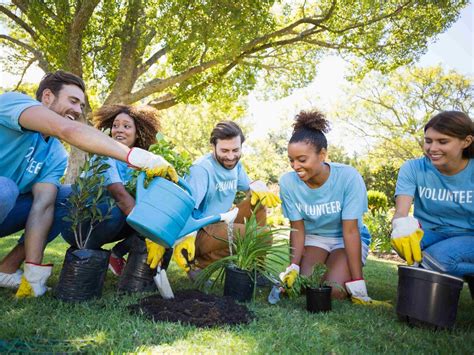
[173,233,196,272]
[220,208,239,224]
[145,239,166,269]
[391,216,424,265]
[16,262,53,298]
[345,279,391,307]
[127,147,178,183]
[249,180,281,208]
[279,263,300,288]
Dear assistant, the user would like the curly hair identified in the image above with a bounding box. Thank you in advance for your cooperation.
[93,104,161,149]
[290,109,331,153]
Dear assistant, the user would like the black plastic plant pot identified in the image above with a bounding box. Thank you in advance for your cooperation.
[465,274,474,300]
[117,249,156,293]
[224,266,255,302]
[54,247,110,302]
[396,266,464,329]
[306,286,332,313]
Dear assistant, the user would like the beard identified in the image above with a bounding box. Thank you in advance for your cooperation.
[215,152,241,170]
[49,98,80,120]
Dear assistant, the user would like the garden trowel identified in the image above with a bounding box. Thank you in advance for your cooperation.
[154,266,174,299]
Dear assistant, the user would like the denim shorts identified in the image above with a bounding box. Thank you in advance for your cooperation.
[304,234,369,265]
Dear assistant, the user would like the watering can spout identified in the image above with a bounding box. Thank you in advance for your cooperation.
[179,214,221,238]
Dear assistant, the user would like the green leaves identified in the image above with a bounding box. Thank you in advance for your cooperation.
[194,206,289,291]
[65,154,116,249]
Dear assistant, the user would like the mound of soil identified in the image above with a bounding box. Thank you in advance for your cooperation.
[129,290,253,327]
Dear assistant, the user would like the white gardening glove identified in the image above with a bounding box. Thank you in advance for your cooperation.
[249,180,281,208]
[16,262,53,298]
[391,216,424,266]
[345,279,391,307]
[127,147,178,183]
[279,263,300,288]
[220,208,239,224]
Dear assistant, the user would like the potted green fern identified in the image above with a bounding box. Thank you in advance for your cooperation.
[300,263,332,313]
[195,208,288,302]
[55,156,115,302]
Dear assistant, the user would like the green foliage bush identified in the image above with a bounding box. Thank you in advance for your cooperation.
[364,210,392,253]
[363,164,399,207]
[367,190,388,212]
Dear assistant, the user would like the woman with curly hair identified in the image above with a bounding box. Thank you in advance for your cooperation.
[61,104,168,277]
[278,109,385,305]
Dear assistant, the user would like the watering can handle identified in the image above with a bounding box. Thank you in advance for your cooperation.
[136,171,146,201]
[177,177,193,197]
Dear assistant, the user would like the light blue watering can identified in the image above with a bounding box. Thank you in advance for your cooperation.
[126,173,222,248]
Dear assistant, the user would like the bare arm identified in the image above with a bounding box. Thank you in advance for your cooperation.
[24,183,58,264]
[289,219,306,265]
[342,219,363,280]
[107,183,135,216]
[19,106,130,162]
[393,195,414,220]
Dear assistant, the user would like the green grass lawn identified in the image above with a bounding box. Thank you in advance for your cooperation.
[1,235,473,353]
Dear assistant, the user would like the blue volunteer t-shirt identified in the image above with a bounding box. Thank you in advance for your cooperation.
[280,162,370,245]
[102,157,134,186]
[395,157,474,233]
[0,92,68,193]
[185,153,251,218]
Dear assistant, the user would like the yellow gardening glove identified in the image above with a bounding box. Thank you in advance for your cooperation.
[391,217,424,265]
[345,279,391,307]
[145,165,178,184]
[249,180,282,208]
[279,264,300,288]
[16,263,53,298]
[173,234,196,272]
[145,239,166,269]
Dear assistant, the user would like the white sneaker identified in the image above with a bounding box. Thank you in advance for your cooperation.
[0,269,23,289]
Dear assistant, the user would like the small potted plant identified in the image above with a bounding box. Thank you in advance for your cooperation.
[195,207,288,302]
[300,263,332,313]
[55,156,115,302]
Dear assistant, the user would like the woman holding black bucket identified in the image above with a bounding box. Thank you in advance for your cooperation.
[60,105,171,287]
[392,111,474,279]
[278,109,385,304]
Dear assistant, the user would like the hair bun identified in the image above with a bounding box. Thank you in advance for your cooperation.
[293,109,330,134]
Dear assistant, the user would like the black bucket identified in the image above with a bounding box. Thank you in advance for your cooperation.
[224,266,255,302]
[465,274,474,300]
[55,247,110,302]
[306,286,332,313]
[117,236,156,293]
[396,266,464,329]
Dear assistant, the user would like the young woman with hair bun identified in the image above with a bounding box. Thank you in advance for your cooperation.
[278,109,383,304]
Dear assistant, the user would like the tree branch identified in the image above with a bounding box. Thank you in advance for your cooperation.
[0,34,50,71]
[0,4,38,40]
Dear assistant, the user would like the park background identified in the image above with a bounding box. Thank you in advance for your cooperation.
[0,1,473,352]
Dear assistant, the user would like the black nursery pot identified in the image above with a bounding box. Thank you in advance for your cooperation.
[54,247,110,302]
[464,274,474,300]
[224,266,255,302]
[117,249,156,293]
[396,266,464,329]
[306,286,332,313]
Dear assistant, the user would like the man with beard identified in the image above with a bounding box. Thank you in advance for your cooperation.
[0,71,176,297]
[173,121,280,278]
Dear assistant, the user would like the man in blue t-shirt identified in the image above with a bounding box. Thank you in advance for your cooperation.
[0,71,177,297]
[182,121,280,277]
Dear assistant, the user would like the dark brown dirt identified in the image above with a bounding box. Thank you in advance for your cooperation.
[129,290,253,327]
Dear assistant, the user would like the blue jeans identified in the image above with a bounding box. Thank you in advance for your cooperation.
[59,200,133,250]
[421,229,474,277]
[0,178,71,243]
